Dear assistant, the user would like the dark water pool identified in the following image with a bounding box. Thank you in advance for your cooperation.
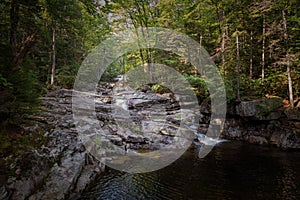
[81,142,300,200]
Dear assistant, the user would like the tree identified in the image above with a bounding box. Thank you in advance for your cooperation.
[235,29,241,101]
[282,5,293,106]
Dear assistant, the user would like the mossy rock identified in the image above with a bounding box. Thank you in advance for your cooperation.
[151,84,171,94]
[284,108,300,121]
[236,97,283,120]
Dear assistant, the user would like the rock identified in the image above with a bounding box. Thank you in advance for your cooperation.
[71,165,97,194]
[269,131,300,149]
[284,108,300,121]
[8,177,35,200]
[269,132,283,147]
[281,133,300,149]
[160,136,173,144]
[0,185,9,200]
[110,136,123,146]
[160,129,170,135]
[5,88,108,200]
[226,127,242,138]
[292,122,300,129]
[5,81,300,200]
[159,127,177,136]
[140,85,151,93]
[166,102,180,111]
[28,152,86,200]
[221,113,300,149]
[166,116,181,125]
[263,111,283,120]
[247,135,268,145]
[129,99,153,108]
[126,135,145,143]
[236,98,282,120]
[200,99,211,114]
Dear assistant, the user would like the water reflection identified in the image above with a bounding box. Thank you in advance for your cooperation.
[277,157,298,200]
[81,142,300,200]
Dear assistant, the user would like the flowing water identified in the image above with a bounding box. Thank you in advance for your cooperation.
[81,141,300,200]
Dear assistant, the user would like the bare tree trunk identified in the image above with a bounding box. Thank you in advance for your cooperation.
[250,29,253,78]
[236,29,241,102]
[221,11,228,72]
[287,63,293,106]
[198,34,203,75]
[50,19,56,85]
[221,30,226,70]
[122,54,126,74]
[282,9,294,106]
[262,14,266,82]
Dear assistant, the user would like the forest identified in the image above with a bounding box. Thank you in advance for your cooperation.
[0,0,299,122]
[0,1,300,199]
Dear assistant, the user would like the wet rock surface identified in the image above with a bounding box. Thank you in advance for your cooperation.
[198,98,300,149]
[3,82,195,200]
[73,81,197,168]
[2,82,300,199]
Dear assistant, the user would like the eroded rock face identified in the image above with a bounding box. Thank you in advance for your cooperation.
[219,99,300,149]
[5,89,105,200]
[197,96,300,149]
[5,82,192,199]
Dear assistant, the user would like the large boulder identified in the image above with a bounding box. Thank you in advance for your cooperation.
[236,98,283,120]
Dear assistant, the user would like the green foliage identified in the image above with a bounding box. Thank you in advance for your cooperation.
[56,62,80,89]
[0,117,49,166]
[0,56,41,119]
[223,73,265,102]
[100,60,124,82]
[0,0,299,118]
[151,84,170,94]
[263,67,289,98]
[256,97,282,117]
[184,75,209,98]
[0,74,13,88]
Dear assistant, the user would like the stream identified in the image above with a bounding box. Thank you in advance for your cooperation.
[4,79,300,199]
[81,141,300,200]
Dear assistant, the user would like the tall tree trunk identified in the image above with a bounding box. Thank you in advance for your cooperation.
[122,54,126,74]
[261,14,266,82]
[198,34,203,75]
[221,29,226,70]
[221,11,228,71]
[282,9,294,106]
[250,29,253,78]
[50,19,56,85]
[236,29,241,102]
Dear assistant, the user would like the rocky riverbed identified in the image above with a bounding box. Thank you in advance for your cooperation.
[1,81,194,200]
[1,81,300,200]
